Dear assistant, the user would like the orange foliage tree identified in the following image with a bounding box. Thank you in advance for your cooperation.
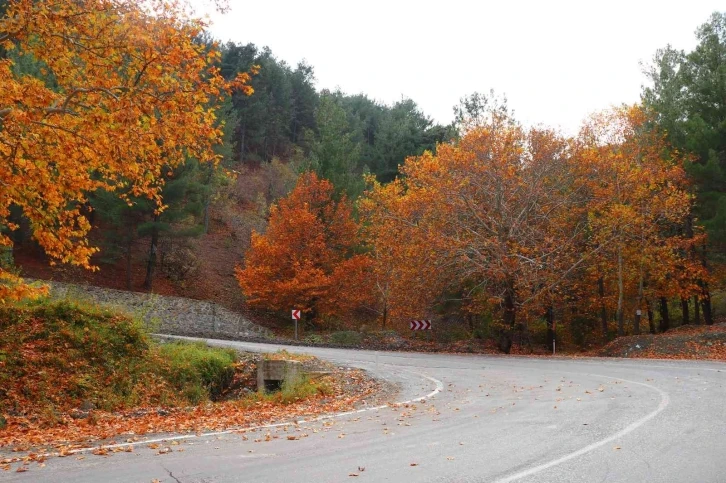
[362,114,588,351]
[359,173,452,329]
[236,173,372,322]
[362,106,705,350]
[575,106,704,337]
[0,0,254,303]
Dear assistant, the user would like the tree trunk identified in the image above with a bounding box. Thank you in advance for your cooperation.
[659,297,670,333]
[125,231,133,291]
[598,277,608,341]
[634,309,641,335]
[203,198,210,234]
[545,306,555,353]
[499,285,516,354]
[646,300,655,334]
[694,295,701,325]
[616,249,625,337]
[702,291,713,325]
[681,298,690,325]
[634,258,645,335]
[381,303,387,329]
[700,243,713,325]
[239,122,246,161]
[143,214,160,292]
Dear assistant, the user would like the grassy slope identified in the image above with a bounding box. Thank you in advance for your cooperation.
[0,300,238,424]
[0,300,376,451]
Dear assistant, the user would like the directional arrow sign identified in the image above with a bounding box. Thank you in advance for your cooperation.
[292,309,301,320]
[410,320,432,330]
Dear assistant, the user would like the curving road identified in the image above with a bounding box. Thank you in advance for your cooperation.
[4,338,726,482]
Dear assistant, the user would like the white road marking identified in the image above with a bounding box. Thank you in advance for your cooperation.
[494,376,671,483]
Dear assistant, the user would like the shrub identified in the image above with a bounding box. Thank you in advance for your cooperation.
[160,242,200,282]
[710,290,726,318]
[249,375,333,405]
[330,330,362,346]
[303,334,325,344]
[156,342,237,403]
[433,324,470,344]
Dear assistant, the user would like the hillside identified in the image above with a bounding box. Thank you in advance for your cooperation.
[11,162,290,329]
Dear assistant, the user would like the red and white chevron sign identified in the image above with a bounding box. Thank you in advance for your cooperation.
[292,309,301,320]
[410,320,432,330]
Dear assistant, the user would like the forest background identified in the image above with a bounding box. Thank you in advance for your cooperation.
[3,1,726,354]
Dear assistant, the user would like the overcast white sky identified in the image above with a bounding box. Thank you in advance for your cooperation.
[197,0,722,133]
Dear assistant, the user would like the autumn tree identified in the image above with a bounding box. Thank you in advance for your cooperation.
[359,175,452,329]
[236,173,372,322]
[361,104,704,350]
[363,113,588,352]
[576,106,698,336]
[0,0,254,302]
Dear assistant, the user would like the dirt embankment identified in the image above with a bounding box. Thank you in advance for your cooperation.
[595,323,726,361]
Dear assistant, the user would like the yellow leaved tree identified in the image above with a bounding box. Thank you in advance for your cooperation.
[0,0,254,302]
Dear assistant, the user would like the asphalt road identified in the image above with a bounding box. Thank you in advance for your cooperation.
[4,338,726,483]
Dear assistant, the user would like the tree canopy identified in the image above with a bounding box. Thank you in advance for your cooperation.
[0,0,253,301]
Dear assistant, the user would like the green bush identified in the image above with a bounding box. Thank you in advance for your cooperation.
[433,324,470,344]
[303,334,324,344]
[330,330,361,346]
[251,375,333,404]
[710,290,726,318]
[157,342,237,403]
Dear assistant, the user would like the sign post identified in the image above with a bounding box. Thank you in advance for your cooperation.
[291,309,301,340]
[411,320,432,342]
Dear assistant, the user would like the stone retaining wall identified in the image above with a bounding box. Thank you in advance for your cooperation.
[37,280,272,339]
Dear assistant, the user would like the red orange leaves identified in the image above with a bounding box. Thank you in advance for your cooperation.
[236,173,373,321]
